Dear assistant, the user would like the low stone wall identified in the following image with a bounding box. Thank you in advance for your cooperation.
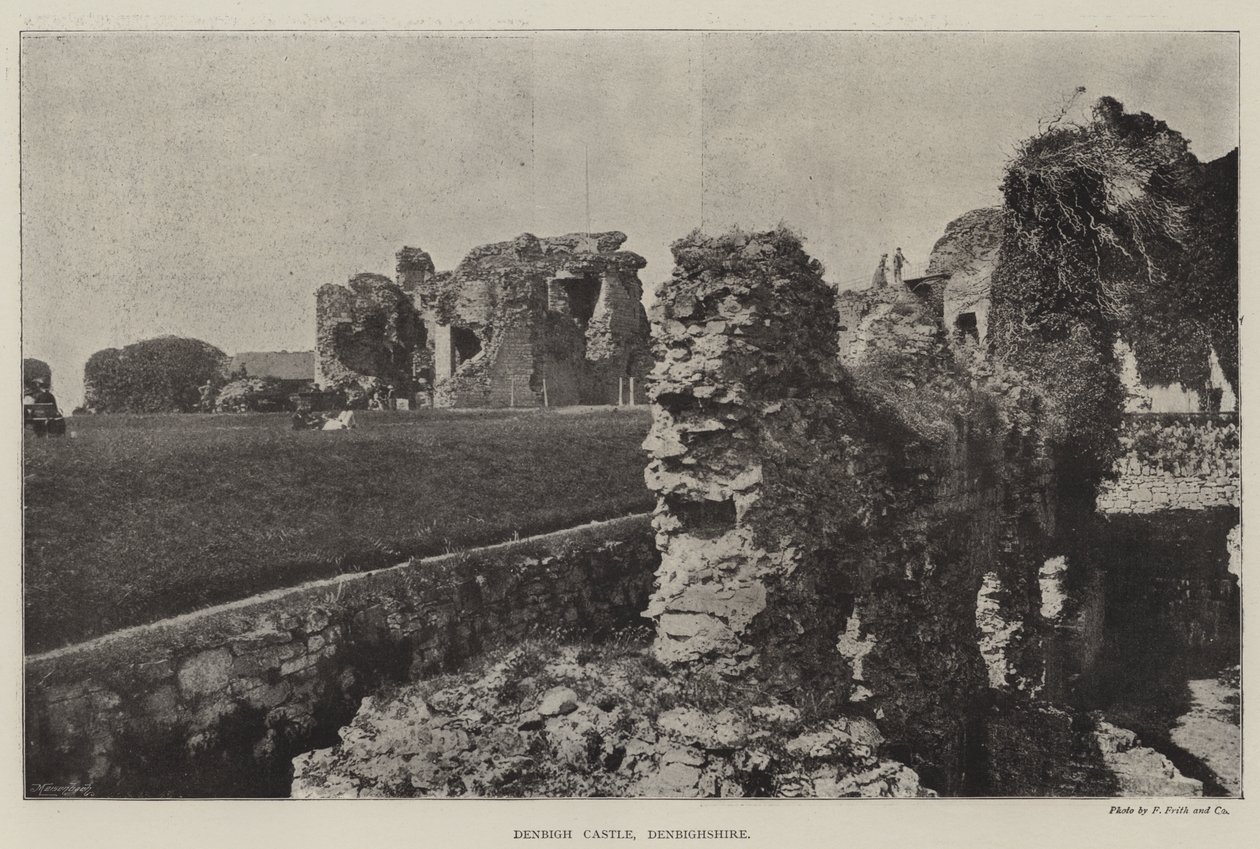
[1096,414,1239,514]
[24,514,657,798]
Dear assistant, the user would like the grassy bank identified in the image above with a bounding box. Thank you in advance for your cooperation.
[24,407,652,652]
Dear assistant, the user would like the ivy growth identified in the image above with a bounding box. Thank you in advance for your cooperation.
[989,95,1237,504]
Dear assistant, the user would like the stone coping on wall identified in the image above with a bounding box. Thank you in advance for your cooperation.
[27,513,649,667]
[25,512,657,796]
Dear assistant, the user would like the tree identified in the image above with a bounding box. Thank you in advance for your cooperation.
[83,336,228,413]
[23,358,52,390]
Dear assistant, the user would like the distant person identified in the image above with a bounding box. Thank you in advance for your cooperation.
[872,254,889,289]
[321,409,357,431]
[31,380,56,406]
[29,380,59,437]
[893,247,907,286]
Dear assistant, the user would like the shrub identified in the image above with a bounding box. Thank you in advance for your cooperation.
[84,335,228,413]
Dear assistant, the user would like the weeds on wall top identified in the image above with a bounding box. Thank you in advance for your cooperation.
[989,95,1238,502]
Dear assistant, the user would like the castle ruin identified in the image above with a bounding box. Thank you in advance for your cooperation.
[314,232,652,408]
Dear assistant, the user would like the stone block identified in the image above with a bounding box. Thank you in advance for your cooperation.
[304,608,332,634]
[143,685,182,726]
[191,697,238,730]
[231,641,304,678]
[656,612,714,638]
[177,648,233,699]
[45,693,91,738]
[230,628,293,654]
[280,652,318,677]
[241,679,293,711]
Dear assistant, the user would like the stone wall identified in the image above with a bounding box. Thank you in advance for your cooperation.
[395,246,436,298]
[1096,413,1239,514]
[1094,508,1240,654]
[314,273,425,396]
[837,286,946,369]
[24,515,657,797]
[314,233,652,409]
[1068,507,1239,796]
[281,225,1216,800]
[642,228,1062,793]
[926,206,1003,344]
[416,232,651,408]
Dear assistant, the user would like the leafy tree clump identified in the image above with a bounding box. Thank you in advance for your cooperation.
[23,357,52,390]
[83,336,228,413]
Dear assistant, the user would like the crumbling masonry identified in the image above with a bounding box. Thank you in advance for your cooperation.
[315,232,652,407]
[315,273,425,396]
[642,228,1203,795]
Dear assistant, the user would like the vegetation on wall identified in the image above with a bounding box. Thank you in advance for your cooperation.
[1183,149,1239,393]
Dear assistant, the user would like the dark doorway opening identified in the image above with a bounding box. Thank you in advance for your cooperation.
[452,326,482,366]
[954,311,979,342]
[561,278,601,327]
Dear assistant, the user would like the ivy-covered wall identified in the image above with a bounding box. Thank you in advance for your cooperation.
[1095,414,1239,514]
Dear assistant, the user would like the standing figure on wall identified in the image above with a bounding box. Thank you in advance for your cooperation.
[893,247,907,286]
[872,254,889,289]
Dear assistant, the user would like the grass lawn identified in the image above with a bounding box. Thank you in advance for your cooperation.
[24,407,653,653]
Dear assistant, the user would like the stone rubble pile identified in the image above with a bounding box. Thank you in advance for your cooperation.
[291,641,932,799]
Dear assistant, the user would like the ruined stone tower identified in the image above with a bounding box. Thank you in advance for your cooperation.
[314,273,425,393]
[313,233,652,407]
[413,232,651,408]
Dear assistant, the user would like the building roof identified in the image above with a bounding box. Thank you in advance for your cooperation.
[228,350,315,381]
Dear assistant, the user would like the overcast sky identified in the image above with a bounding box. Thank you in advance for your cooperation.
[21,31,1238,407]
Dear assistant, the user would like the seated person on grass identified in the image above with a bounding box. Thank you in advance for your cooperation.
[321,410,358,431]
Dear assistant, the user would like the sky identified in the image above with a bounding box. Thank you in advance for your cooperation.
[21,31,1239,408]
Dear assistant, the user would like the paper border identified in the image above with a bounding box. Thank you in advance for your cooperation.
[3,3,1255,847]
